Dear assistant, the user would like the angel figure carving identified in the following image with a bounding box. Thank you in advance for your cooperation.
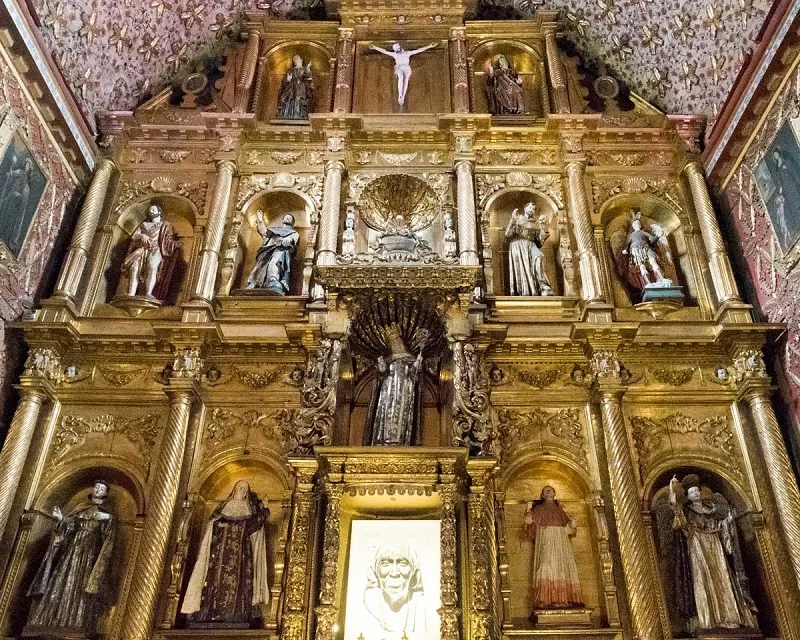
[611,209,677,300]
[653,474,759,635]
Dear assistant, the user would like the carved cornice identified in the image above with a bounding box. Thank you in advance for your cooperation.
[315,264,480,292]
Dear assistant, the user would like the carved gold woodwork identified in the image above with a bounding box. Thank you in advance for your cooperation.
[4,4,800,640]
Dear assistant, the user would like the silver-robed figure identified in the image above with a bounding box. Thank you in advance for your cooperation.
[120,204,181,300]
[246,211,300,295]
[24,481,115,638]
[504,202,552,296]
[364,326,429,446]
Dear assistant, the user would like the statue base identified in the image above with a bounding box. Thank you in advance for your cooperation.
[640,285,684,304]
[230,288,286,297]
[529,607,594,628]
[186,622,254,629]
[695,631,762,639]
[111,294,163,317]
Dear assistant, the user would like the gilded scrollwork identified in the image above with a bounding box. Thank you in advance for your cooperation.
[232,365,285,388]
[475,172,564,209]
[52,413,161,459]
[236,173,324,211]
[170,347,203,380]
[508,365,563,389]
[629,412,741,481]
[115,177,208,215]
[97,364,149,386]
[438,483,460,640]
[648,366,696,386]
[496,408,587,469]
[452,341,494,457]
[203,408,280,450]
[23,347,62,383]
[590,176,683,213]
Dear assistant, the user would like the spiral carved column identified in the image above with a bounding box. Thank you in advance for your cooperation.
[317,160,345,267]
[544,31,570,114]
[0,384,47,537]
[117,383,196,640]
[54,157,116,301]
[683,161,741,304]
[315,482,343,640]
[566,161,604,303]
[233,31,261,113]
[744,386,800,589]
[598,388,665,640]
[193,160,236,302]
[333,29,355,113]
[451,28,470,114]
[455,160,479,266]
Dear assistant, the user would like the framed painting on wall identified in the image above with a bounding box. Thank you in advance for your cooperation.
[0,128,47,259]
[754,117,800,253]
[344,519,441,640]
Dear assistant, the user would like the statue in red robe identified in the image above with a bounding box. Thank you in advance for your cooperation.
[523,486,584,609]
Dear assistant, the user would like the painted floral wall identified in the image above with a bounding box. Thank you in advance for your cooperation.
[0,50,81,424]
[721,62,800,455]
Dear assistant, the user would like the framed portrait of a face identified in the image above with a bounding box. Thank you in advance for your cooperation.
[755,117,800,253]
[0,129,47,258]
[344,520,441,640]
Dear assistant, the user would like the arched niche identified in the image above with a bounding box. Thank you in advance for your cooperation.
[470,40,545,117]
[96,195,199,310]
[174,457,290,630]
[600,195,697,308]
[257,41,333,122]
[647,467,778,638]
[483,188,566,298]
[234,190,313,296]
[4,465,142,638]
[499,457,606,628]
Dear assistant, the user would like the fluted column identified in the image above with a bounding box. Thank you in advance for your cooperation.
[333,29,355,113]
[233,31,261,113]
[193,160,236,302]
[683,161,741,304]
[317,160,345,267]
[118,381,196,640]
[566,160,604,302]
[450,28,470,114]
[54,157,116,301]
[544,31,570,114]
[455,160,479,266]
[593,356,665,640]
[0,384,47,537]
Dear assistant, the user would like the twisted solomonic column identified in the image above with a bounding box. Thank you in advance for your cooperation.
[596,381,665,640]
[565,160,604,303]
[333,29,355,113]
[117,382,196,640]
[683,161,741,305]
[450,28,470,114]
[193,160,236,302]
[233,31,261,113]
[544,31,570,114]
[54,157,116,301]
[0,384,47,537]
[455,160,479,267]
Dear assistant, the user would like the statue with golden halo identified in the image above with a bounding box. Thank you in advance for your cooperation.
[364,326,429,446]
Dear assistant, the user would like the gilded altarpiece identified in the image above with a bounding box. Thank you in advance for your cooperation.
[1,3,800,640]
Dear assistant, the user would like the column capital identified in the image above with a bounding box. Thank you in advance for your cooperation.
[338,26,354,40]
[681,158,704,176]
[325,158,346,174]
[453,158,475,172]
[215,158,237,172]
[450,26,466,40]
[565,157,588,171]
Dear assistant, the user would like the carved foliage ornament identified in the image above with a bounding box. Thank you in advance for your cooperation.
[171,347,203,380]
[23,347,62,383]
[203,408,281,450]
[630,412,740,481]
[115,178,208,215]
[591,177,683,213]
[497,407,587,468]
[452,342,494,457]
[53,414,161,460]
[236,173,323,211]
[476,172,564,209]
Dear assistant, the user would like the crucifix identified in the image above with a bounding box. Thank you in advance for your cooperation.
[369,42,437,106]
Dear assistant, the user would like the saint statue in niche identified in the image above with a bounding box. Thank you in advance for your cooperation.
[120,204,181,300]
[620,210,672,289]
[364,326,429,446]
[485,55,526,115]
[362,544,433,640]
[505,202,552,296]
[246,211,299,295]
[276,55,315,120]
[24,481,115,637]
[443,212,458,260]
[664,474,758,634]
[369,42,437,106]
[523,486,584,611]
[182,480,270,627]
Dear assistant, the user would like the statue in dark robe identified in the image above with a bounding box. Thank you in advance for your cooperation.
[24,481,115,638]
[485,55,526,115]
[246,212,299,295]
[364,326,428,446]
[181,481,270,627]
[276,55,314,120]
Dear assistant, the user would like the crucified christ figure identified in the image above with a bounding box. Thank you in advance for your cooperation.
[369,42,437,106]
